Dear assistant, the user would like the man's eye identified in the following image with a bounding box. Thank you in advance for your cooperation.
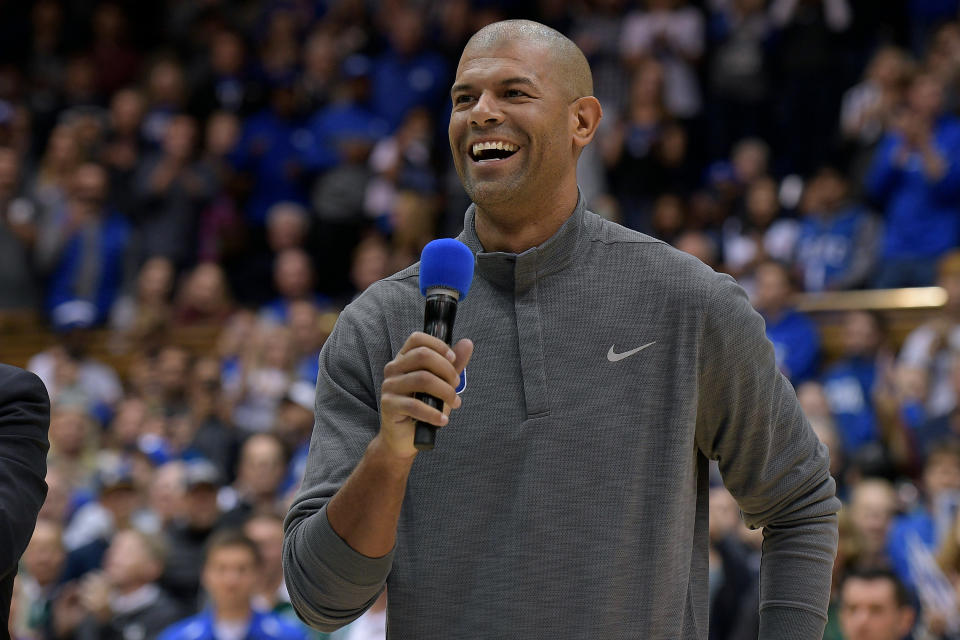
[454,95,474,104]
[505,89,527,98]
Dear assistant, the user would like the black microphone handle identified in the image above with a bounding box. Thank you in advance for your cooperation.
[414,292,459,451]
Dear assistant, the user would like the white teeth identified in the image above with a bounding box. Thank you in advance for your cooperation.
[471,141,519,157]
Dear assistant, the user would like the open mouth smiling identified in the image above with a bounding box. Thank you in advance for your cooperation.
[469,140,520,163]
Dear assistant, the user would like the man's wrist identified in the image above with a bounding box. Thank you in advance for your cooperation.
[367,434,417,475]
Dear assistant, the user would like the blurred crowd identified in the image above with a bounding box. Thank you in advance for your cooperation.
[3,0,960,639]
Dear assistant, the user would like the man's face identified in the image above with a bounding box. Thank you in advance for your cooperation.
[103,530,157,590]
[202,546,259,613]
[448,40,574,210]
[840,578,914,640]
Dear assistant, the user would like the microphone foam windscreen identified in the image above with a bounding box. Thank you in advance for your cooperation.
[419,238,475,299]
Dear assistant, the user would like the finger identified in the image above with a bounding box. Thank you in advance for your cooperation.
[382,371,460,408]
[382,393,449,427]
[385,345,460,387]
[397,332,456,362]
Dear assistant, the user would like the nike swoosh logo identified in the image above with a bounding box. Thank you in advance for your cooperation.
[607,342,656,362]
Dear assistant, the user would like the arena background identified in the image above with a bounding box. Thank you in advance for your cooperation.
[2,1,960,638]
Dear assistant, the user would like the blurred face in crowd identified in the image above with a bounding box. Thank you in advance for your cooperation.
[211,31,244,75]
[110,397,147,449]
[842,311,882,358]
[908,74,944,121]
[924,450,960,498]
[350,235,391,293]
[708,487,740,543]
[104,530,163,592]
[157,345,190,398]
[752,262,792,316]
[23,520,65,587]
[732,139,768,185]
[274,249,313,298]
[71,162,108,211]
[205,111,241,158]
[50,409,91,457]
[109,89,145,137]
[288,300,320,352]
[185,482,221,530]
[0,147,20,196]
[100,483,140,526]
[183,263,230,314]
[849,480,897,556]
[137,256,174,303]
[745,177,778,227]
[238,435,286,499]
[266,204,308,252]
[243,516,284,583]
[840,577,914,640]
[203,544,260,615]
[163,115,197,162]
[149,462,186,523]
[148,59,184,105]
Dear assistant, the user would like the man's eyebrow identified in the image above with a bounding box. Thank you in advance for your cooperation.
[450,77,539,96]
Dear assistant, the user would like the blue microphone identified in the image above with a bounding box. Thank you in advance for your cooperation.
[415,239,475,450]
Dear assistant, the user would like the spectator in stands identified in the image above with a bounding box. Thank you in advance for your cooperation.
[61,529,183,640]
[347,233,391,300]
[102,87,145,214]
[243,513,295,618]
[847,478,898,570]
[675,230,719,270]
[299,28,338,112]
[751,260,821,385]
[887,440,960,590]
[157,531,306,640]
[260,248,327,325]
[229,202,310,307]
[838,568,916,640]
[38,161,130,326]
[793,166,881,292]
[228,324,294,435]
[769,0,852,175]
[46,407,99,494]
[219,434,287,528]
[707,486,760,640]
[184,356,239,480]
[141,58,186,149]
[917,354,960,462]
[898,251,960,419]
[821,311,888,457]
[620,0,704,120]
[602,58,674,231]
[287,300,323,385]
[839,46,912,185]
[173,262,234,326]
[29,123,82,216]
[14,519,67,640]
[866,72,960,288]
[0,146,40,312]
[229,76,309,227]
[161,459,223,612]
[109,256,175,353]
[148,462,186,529]
[132,113,217,268]
[272,380,316,498]
[189,29,255,120]
[195,111,244,265]
[722,176,799,292]
[370,5,448,131]
[705,0,773,159]
[61,459,158,580]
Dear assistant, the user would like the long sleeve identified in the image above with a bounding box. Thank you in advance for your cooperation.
[864,135,904,204]
[695,275,840,638]
[0,365,50,578]
[282,295,395,632]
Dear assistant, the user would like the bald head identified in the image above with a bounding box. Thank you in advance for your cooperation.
[463,20,593,101]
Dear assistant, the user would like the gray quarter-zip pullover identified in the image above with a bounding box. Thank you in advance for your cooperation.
[283,198,840,639]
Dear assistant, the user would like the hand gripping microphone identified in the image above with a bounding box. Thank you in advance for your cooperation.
[414,238,475,451]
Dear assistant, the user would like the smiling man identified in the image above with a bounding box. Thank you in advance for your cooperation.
[284,20,839,639]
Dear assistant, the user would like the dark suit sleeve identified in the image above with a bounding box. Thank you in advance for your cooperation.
[0,365,50,580]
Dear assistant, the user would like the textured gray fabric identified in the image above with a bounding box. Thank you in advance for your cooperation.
[283,197,840,638]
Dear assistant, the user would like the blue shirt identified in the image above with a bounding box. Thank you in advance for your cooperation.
[763,308,821,385]
[370,48,448,130]
[794,207,874,292]
[229,110,312,225]
[865,116,960,260]
[158,608,308,640]
[821,356,878,455]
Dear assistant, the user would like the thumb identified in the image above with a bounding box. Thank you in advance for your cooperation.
[452,338,474,374]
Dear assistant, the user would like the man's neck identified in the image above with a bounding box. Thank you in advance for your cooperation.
[473,185,579,254]
[215,604,253,623]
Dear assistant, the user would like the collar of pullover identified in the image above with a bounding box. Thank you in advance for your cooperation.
[458,194,586,291]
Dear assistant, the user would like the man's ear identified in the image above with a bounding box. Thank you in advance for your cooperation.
[570,96,603,151]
